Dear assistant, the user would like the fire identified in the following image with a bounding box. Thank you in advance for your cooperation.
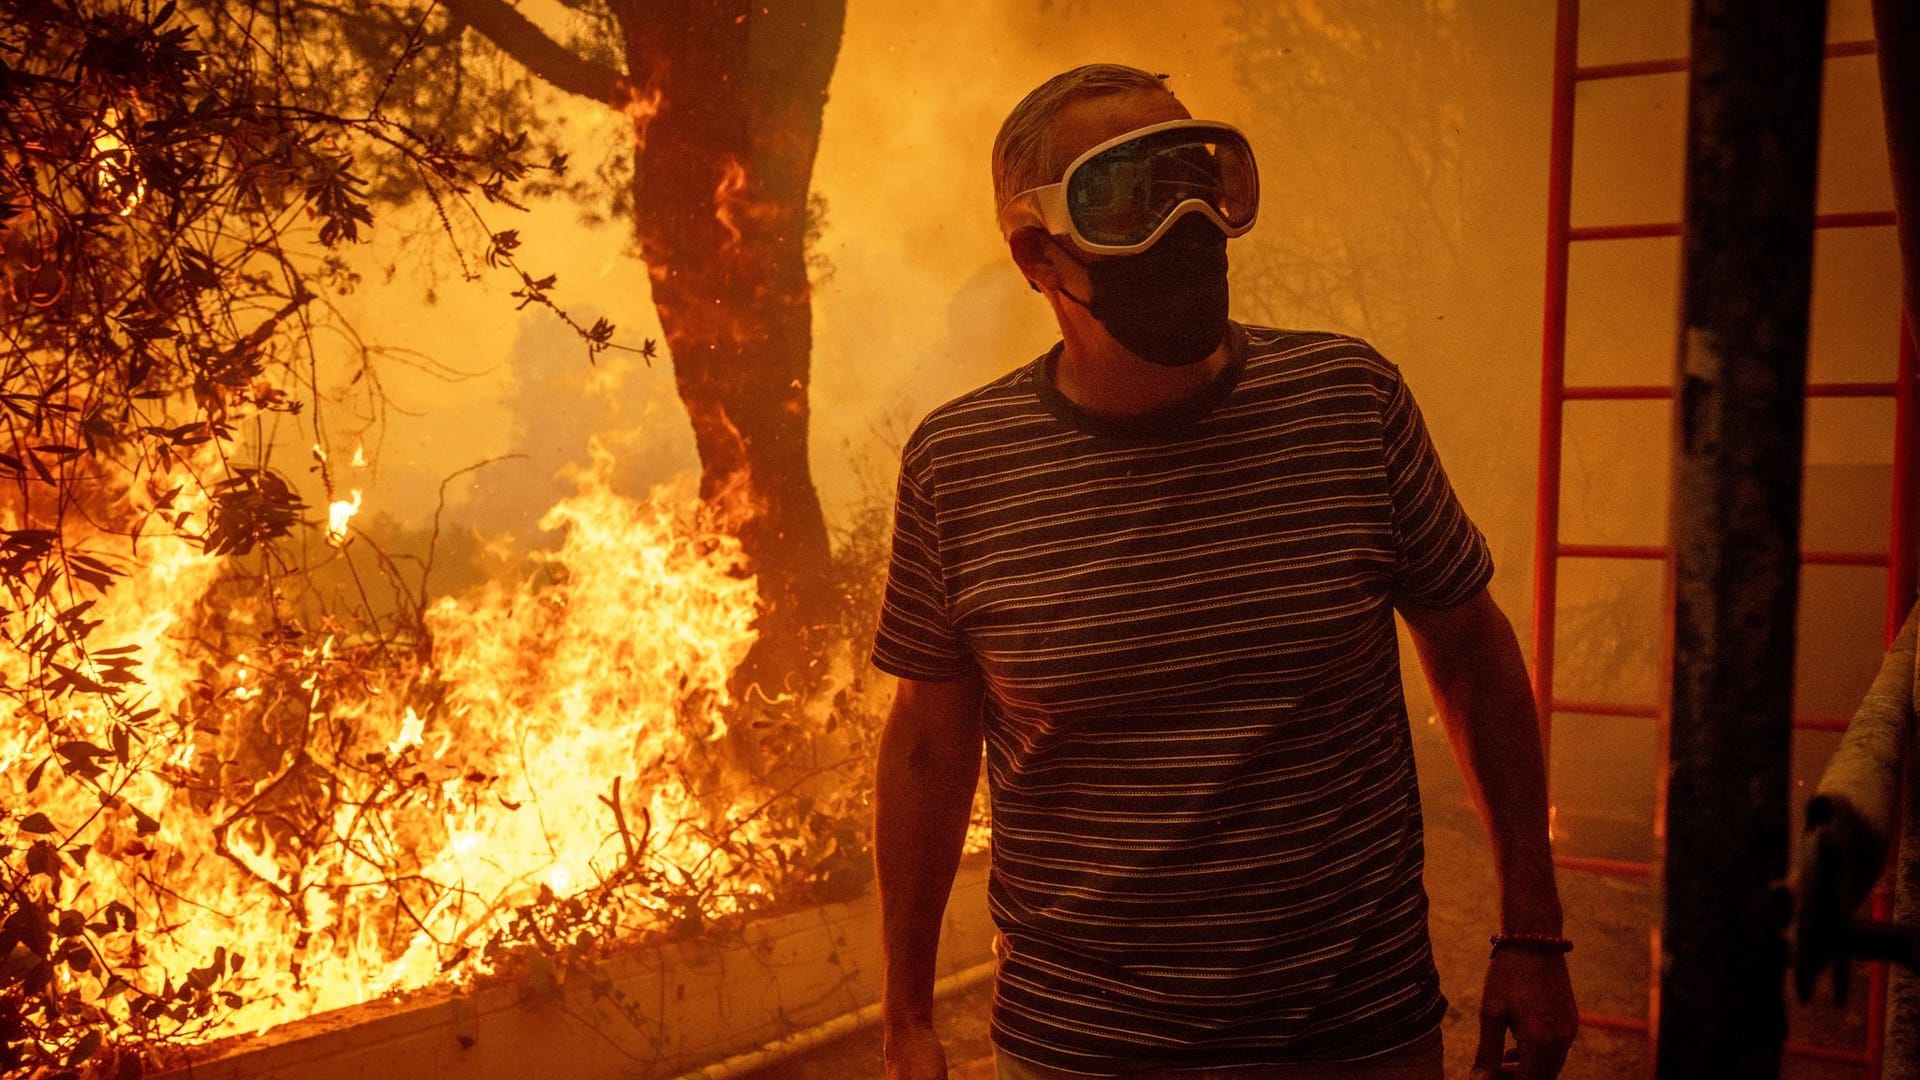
[714,156,751,251]
[324,490,362,546]
[711,155,783,255]
[89,107,145,216]
[622,82,665,150]
[0,441,858,1048]
[316,441,368,546]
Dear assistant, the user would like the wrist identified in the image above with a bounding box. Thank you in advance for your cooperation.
[882,1016,939,1062]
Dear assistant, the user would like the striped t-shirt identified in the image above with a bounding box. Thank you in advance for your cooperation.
[871,323,1493,1074]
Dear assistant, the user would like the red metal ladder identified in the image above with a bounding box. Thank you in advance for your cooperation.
[1531,0,1916,1071]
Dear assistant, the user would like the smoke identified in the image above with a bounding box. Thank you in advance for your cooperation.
[312,0,1548,550]
[806,0,1551,555]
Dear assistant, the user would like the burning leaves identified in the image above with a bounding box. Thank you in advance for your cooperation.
[1,2,871,1074]
[2,440,882,1072]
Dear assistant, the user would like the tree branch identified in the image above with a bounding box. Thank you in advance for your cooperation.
[438,0,629,106]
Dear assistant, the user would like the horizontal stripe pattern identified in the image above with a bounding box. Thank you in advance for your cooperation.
[872,325,1491,1073]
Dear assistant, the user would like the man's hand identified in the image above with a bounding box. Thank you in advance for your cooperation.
[1471,949,1577,1080]
[883,1021,949,1080]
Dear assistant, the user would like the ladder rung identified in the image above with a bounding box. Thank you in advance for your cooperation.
[1579,1012,1650,1035]
[1785,1041,1872,1067]
[1805,549,1892,568]
[1816,209,1900,230]
[1567,210,1895,245]
[1564,385,1671,401]
[1807,381,1900,398]
[1552,545,1889,568]
[1573,38,1878,83]
[1546,703,1856,732]
[1576,57,1687,81]
[1555,854,1653,878]
[1560,381,1896,401]
[1553,699,1659,719]
[1569,222,1679,242]
[1558,543,1665,560]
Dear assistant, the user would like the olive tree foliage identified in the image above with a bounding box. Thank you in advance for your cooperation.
[0,1,578,1072]
[271,0,850,706]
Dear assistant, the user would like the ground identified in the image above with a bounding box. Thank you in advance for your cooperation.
[736,777,1873,1080]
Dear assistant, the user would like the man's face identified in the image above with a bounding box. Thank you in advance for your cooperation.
[1014,88,1236,368]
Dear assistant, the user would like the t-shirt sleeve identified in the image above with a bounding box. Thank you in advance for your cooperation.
[870,454,973,679]
[1380,370,1494,609]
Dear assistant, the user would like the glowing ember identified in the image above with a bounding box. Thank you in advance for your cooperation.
[89,107,145,216]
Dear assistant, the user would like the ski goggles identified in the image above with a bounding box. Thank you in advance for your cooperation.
[998,119,1259,255]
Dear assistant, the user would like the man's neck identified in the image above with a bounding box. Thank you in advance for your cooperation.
[1052,326,1232,417]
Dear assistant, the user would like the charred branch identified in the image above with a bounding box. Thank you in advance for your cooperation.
[438,0,630,107]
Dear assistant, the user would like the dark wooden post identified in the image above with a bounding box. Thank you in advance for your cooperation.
[1873,3,1920,1074]
[1657,1,1827,1076]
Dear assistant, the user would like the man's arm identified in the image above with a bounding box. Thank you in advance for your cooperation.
[875,672,986,1080]
[1400,586,1577,1080]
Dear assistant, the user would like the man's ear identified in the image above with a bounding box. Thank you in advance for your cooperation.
[1009,229,1060,294]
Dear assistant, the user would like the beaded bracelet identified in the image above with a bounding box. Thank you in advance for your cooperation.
[1489,932,1574,958]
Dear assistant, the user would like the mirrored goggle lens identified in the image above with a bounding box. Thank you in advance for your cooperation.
[1065,130,1257,247]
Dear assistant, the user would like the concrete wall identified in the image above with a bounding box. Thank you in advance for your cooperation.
[153,858,994,1080]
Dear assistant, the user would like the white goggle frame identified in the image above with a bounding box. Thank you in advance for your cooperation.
[997,118,1259,256]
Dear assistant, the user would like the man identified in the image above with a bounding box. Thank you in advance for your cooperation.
[872,64,1577,1080]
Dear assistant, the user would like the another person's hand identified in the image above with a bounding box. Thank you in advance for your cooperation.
[1471,948,1577,1080]
[883,1020,949,1080]
[1793,795,1882,1004]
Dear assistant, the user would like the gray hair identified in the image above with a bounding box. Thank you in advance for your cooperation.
[991,64,1174,219]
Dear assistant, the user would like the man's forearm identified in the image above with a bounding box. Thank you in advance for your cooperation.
[1405,591,1563,934]
[875,677,985,1031]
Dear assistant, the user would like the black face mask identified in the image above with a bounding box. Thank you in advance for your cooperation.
[1052,216,1231,368]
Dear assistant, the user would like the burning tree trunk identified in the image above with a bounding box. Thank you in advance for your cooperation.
[436,0,845,704]
[626,0,842,703]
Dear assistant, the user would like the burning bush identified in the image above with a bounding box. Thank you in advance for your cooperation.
[0,2,886,1075]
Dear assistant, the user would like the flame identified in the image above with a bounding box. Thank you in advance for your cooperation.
[90,107,145,216]
[714,157,751,251]
[0,441,832,1045]
[1547,803,1559,845]
[325,489,362,546]
[622,83,665,150]
[316,440,368,546]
